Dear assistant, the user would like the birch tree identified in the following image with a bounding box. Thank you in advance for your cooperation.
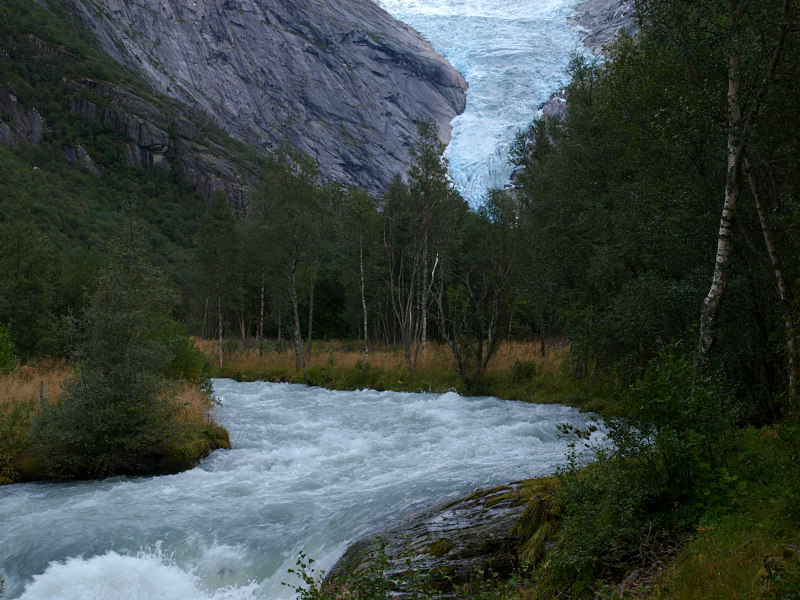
[408,121,452,361]
[695,0,793,365]
[257,147,325,381]
[196,191,239,368]
[343,188,382,365]
[434,189,514,389]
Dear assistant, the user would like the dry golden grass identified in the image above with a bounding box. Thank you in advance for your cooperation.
[195,337,567,377]
[173,382,215,426]
[1,362,227,483]
[488,340,568,375]
[0,360,71,407]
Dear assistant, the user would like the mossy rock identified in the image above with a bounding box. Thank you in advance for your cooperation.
[428,538,456,556]
[159,423,231,474]
[329,482,535,596]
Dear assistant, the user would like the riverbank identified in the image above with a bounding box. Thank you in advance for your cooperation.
[196,338,621,415]
[0,361,230,485]
[210,339,799,600]
[314,425,800,600]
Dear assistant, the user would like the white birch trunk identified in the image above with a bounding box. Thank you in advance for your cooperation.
[217,295,223,369]
[698,0,743,364]
[258,273,265,357]
[360,235,370,365]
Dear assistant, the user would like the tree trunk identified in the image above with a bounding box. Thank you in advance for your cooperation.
[305,266,317,364]
[290,256,303,373]
[745,157,797,397]
[698,0,743,366]
[202,293,209,339]
[258,273,265,357]
[421,232,428,361]
[217,295,223,369]
[360,236,370,365]
[697,0,792,368]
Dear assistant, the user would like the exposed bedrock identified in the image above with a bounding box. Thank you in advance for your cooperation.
[67,0,468,197]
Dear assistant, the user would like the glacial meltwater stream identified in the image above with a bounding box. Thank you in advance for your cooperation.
[1,381,600,600]
[375,0,588,204]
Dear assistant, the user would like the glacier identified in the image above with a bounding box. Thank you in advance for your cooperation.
[375,0,588,204]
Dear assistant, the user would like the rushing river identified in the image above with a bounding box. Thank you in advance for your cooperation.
[375,0,588,204]
[1,381,600,600]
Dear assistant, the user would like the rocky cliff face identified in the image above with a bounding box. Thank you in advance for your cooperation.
[67,0,467,197]
[0,85,45,148]
[572,0,637,54]
[64,78,256,210]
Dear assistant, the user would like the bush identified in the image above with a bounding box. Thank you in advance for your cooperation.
[0,323,18,374]
[545,352,741,592]
[32,217,182,478]
[511,359,537,383]
[162,325,207,381]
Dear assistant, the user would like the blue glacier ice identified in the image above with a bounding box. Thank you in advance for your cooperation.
[376,0,588,204]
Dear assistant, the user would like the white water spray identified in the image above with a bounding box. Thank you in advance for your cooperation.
[1,382,601,599]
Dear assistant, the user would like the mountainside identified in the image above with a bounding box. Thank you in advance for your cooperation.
[67,0,468,196]
[572,0,637,54]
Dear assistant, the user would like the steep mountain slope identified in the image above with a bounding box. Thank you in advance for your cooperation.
[0,0,258,299]
[68,0,468,196]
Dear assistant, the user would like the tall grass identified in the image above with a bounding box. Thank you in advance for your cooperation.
[0,361,69,482]
[0,362,228,483]
[195,337,607,409]
[0,360,70,408]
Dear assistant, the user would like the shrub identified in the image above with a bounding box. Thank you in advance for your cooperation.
[545,352,741,592]
[32,216,182,478]
[0,323,18,375]
[511,359,537,383]
[162,325,207,381]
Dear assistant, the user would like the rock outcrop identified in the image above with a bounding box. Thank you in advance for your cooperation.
[572,0,638,54]
[328,480,559,597]
[66,0,468,197]
[65,79,255,211]
[0,85,45,148]
[61,143,100,175]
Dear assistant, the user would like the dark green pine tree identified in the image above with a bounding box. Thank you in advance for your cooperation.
[34,215,181,478]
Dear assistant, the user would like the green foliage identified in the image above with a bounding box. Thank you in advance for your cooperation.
[511,360,537,383]
[161,323,208,382]
[0,323,18,375]
[0,211,56,358]
[284,542,393,600]
[544,353,741,592]
[32,217,184,478]
[511,0,800,402]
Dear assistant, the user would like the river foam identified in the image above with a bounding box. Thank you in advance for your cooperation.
[2,382,601,599]
[375,0,587,204]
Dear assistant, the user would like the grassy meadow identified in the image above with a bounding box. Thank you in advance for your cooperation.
[0,361,228,484]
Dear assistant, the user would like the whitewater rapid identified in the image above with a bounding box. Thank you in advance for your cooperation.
[375,0,587,204]
[1,382,601,600]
